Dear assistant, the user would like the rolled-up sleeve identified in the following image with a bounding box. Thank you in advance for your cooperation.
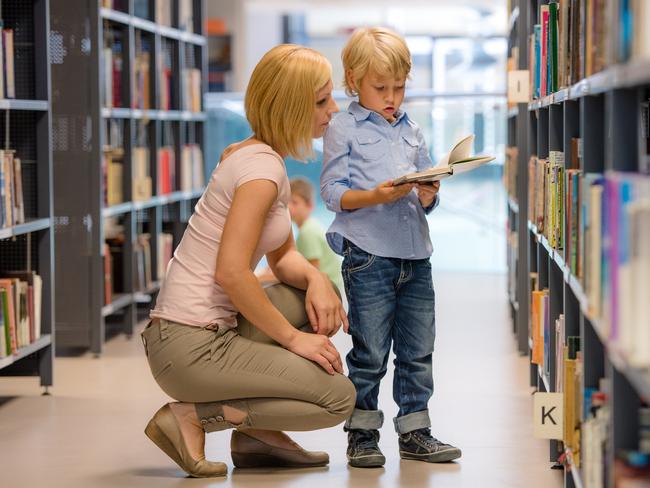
[321,118,352,213]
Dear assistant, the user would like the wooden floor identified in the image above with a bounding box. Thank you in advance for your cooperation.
[0,272,563,488]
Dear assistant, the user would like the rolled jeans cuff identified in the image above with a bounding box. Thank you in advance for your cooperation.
[393,409,431,434]
[344,408,384,431]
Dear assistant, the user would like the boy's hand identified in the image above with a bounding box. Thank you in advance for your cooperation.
[416,181,440,207]
[372,181,414,204]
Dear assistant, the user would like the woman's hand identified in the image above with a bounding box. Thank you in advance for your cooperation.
[416,181,440,207]
[286,331,343,375]
[305,271,349,336]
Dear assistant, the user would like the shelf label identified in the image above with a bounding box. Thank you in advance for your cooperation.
[533,392,563,439]
[507,70,530,103]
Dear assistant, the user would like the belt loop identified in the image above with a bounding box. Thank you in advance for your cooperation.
[160,319,169,340]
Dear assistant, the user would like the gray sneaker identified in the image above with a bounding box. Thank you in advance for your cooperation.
[347,429,386,468]
[399,428,462,463]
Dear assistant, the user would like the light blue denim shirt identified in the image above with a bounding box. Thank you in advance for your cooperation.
[320,101,439,259]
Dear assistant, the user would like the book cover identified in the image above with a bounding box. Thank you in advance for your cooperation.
[0,291,5,357]
[13,157,24,224]
[549,2,559,93]
[541,5,550,97]
[3,29,15,99]
[534,25,542,99]
[0,281,16,354]
[543,291,550,377]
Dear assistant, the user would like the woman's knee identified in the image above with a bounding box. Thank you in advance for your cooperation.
[326,374,356,422]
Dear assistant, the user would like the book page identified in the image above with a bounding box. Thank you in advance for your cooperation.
[447,134,474,165]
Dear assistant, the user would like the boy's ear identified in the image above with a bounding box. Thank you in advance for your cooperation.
[345,69,357,92]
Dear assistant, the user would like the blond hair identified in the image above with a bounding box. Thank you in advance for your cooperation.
[342,27,411,97]
[245,44,331,161]
[290,177,314,203]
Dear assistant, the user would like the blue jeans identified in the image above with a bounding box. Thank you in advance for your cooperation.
[341,240,435,435]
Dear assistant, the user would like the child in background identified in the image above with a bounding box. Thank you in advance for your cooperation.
[257,177,344,296]
[320,26,461,467]
[289,177,344,294]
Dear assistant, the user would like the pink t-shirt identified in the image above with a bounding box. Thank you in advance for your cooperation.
[150,144,291,328]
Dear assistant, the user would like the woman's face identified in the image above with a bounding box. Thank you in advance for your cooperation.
[312,80,338,138]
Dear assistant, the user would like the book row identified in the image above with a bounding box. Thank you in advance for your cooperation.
[525,1,650,100]
[0,149,25,228]
[0,271,42,358]
[103,28,202,111]
[101,0,196,32]
[529,290,650,484]
[103,231,173,306]
[103,119,204,206]
[529,162,650,368]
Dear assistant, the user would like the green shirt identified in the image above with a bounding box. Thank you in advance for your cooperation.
[296,217,344,293]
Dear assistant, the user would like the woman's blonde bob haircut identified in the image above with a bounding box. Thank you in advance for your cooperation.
[245,44,331,161]
[342,27,411,97]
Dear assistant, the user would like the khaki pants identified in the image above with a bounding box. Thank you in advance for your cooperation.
[142,283,355,433]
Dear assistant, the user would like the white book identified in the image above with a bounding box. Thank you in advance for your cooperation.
[33,274,42,340]
[3,29,15,99]
[0,21,5,100]
[180,145,192,192]
[628,201,650,367]
[587,184,603,319]
[392,134,494,185]
[192,145,204,190]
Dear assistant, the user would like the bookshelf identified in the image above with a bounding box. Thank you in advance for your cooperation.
[0,0,54,392]
[507,1,650,487]
[51,0,206,355]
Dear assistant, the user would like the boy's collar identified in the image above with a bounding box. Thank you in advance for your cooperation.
[348,101,408,124]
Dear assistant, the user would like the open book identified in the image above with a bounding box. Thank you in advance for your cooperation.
[392,134,495,185]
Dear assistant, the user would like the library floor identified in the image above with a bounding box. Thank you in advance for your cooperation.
[0,273,563,488]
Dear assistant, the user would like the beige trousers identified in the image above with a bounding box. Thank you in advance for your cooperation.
[142,283,355,433]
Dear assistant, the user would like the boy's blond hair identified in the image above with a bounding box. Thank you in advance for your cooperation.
[342,27,412,97]
[290,177,314,204]
[245,44,331,161]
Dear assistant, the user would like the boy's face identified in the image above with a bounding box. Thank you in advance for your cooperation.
[288,194,313,224]
[356,70,406,122]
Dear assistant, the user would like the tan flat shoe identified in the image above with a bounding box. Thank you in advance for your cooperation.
[145,404,227,478]
[230,430,329,468]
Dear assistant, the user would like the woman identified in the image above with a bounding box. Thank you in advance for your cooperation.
[141,45,354,478]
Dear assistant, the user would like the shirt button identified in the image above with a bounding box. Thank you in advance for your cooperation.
[216,415,225,422]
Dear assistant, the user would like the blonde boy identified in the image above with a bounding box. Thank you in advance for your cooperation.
[320,27,460,467]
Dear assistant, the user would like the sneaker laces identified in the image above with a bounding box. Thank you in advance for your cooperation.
[412,428,439,449]
[352,430,380,450]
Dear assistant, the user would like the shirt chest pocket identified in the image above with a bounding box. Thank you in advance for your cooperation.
[402,134,420,163]
[355,135,386,161]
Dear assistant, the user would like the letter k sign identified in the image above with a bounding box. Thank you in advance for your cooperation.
[533,393,563,440]
[542,406,557,425]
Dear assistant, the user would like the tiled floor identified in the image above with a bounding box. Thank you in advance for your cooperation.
[0,272,563,488]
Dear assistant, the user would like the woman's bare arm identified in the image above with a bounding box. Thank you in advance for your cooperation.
[215,179,342,373]
[267,235,347,336]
